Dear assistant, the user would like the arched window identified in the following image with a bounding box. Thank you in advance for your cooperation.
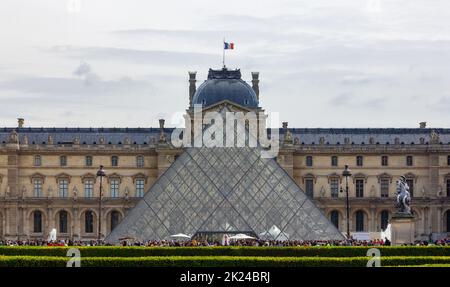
[380,210,389,231]
[447,179,450,197]
[59,210,68,233]
[111,156,119,167]
[330,210,339,229]
[33,210,42,233]
[85,211,94,233]
[446,210,450,233]
[110,211,120,231]
[355,210,365,232]
[34,155,42,166]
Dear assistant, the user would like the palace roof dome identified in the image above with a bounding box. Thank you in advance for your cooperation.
[192,67,258,108]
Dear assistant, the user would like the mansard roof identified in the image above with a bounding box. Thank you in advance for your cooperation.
[1,127,450,146]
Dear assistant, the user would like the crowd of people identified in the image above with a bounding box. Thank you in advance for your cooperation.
[1,237,450,247]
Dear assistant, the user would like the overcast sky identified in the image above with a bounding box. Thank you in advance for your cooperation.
[0,0,449,128]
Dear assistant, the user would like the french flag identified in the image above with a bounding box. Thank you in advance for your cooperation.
[224,42,234,49]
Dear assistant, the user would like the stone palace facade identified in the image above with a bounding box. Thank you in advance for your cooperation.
[1,67,450,242]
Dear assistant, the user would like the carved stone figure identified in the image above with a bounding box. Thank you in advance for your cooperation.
[285,129,292,143]
[395,175,411,214]
[320,186,326,197]
[8,130,19,144]
[48,135,54,145]
[430,130,440,144]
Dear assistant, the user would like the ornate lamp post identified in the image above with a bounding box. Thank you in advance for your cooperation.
[340,164,352,239]
[96,165,106,243]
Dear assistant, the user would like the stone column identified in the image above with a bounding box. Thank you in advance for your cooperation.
[73,207,79,241]
[370,208,376,232]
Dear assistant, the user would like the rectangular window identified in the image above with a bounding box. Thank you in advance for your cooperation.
[59,179,68,197]
[305,179,314,198]
[85,156,93,167]
[111,156,119,167]
[355,179,364,198]
[110,179,119,197]
[306,156,313,167]
[136,179,145,197]
[406,155,413,166]
[381,156,388,166]
[84,179,94,198]
[406,179,414,197]
[380,179,389,198]
[356,156,363,166]
[33,179,42,197]
[34,155,42,166]
[448,155,450,166]
[331,156,338,167]
[330,179,339,198]
[60,156,67,166]
[136,156,144,167]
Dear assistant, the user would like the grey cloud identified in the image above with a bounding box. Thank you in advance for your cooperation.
[0,75,155,102]
[329,92,353,107]
[47,46,219,66]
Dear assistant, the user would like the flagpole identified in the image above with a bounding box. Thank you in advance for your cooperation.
[222,38,225,68]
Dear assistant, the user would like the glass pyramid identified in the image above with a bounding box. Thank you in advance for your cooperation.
[105,144,344,243]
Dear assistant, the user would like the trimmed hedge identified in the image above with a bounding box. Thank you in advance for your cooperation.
[1,255,450,267]
[0,246,450,258]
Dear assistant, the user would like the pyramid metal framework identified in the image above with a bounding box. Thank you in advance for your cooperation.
[105,144,344,243]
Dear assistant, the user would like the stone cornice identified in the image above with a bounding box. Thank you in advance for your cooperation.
[289,145,450,154]
[131,172,148,183]
[55,173,72,183]
[2,146,159,155]
[30,172,46,183]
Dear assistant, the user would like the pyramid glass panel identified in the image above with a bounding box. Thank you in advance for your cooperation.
[105,143,344,243]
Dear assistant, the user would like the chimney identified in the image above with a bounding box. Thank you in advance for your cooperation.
[251,72,260,101]
[188,71,197,106]
[17,118,24,128]
[419,122,426,129]
[159,119,166,143]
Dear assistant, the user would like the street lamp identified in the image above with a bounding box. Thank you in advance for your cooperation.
[96,165,106,243]
[340,164,352,239]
